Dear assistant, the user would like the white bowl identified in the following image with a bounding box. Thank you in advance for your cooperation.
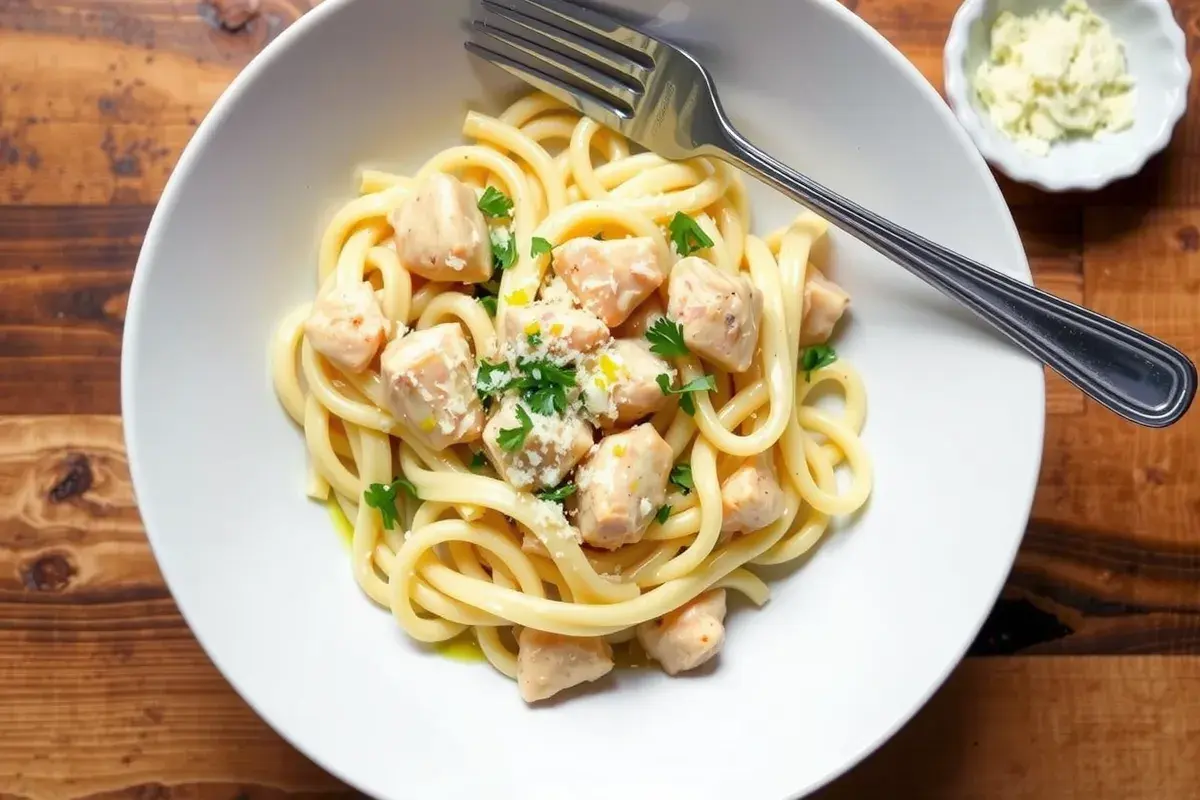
[944,0,1190,191]
[122,0,1044,798]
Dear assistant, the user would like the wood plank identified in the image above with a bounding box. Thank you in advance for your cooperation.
[0,206,148,414]
[818,657,1200,800]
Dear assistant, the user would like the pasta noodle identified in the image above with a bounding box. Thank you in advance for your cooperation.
[270,93,873,701]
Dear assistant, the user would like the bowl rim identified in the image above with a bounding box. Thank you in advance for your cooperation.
[943,0,1191,192]
[121,0,1046,796]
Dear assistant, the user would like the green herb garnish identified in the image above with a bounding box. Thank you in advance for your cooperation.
[668,211,714,257]
[799,344,838,382]
[478,186,514,219]
[656,373,716,416]
[645,316,690,358]
[469,451,488,471]
[497,404,533,452]
[475,359,513,407]
[669,464,694,495]
[514,358,576,416]
[474,278,501,316]
[363,478,418,530]
[655,504,672,525]
[530,237,553,257]
[491,228,517,271]
[536,482,577,503]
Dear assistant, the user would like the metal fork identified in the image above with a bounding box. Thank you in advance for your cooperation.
[466,0,1197,428]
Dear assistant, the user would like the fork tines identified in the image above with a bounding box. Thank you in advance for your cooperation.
[467,0,654,119]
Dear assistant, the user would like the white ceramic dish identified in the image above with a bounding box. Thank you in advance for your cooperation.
[122,0,1044,797]
[944,0,1190,192]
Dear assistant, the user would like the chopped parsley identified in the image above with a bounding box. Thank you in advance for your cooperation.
[536,482,577,503]
[530,236,553,257]
[656,373,716,416]
[645,316,690,358]
[469,451,488,471]
[491,228,517,271]
[526,332,542,348]
[363,478,418,530]
[475,359,513,408]
[799,344,838,382]
[655,504,672,525]
[667,211,714,257]
[474,278,501,316]
[669,464,694,495]
[477,186,513,219]
[514,358,576,416]
[497,404,533,452]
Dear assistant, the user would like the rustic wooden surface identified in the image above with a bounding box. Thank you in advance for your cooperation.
[1,0,1199,797]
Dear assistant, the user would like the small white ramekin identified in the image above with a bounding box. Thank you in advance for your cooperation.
[944,0,1190,192]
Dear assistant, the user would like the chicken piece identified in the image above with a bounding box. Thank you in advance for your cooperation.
[579,339,672,428]
[380,323,483,449]
[552,236,665,327]
[482,395,594,491]
[613,292,666,340]
[637,590,727,676]
[720,454,786,536]
[517,628,614,703]
[800,268,850,345]
[667,256,763,372]
[303,281,390,373]
[502,302,611,362]
[575,424,672,550]
[539,274,579,308]
[389,172,491,282]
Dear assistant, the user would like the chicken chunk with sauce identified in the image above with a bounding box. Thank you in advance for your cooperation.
[482,395,594,491]
[552,236,665,327]
[667,256,763,373]
[502,302,611,362]
[575,424,672,550]
[303,281,390,373]
[580,339,672,428]
[380,323,483,449]
[517,628,614,703]
[637,590,727,675]
[389,172,491,282]
[613,292,666,340]
[720,454,786,536]
[800,267,850,346]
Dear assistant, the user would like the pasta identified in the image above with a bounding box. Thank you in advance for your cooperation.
[270,93,873,702]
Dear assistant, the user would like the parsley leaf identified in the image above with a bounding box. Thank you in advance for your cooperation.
[515,359,575,416]
[469,451,488,471]
[525,384,567,416]
[474,279,501,316]
[536,482,577,503]
[668,211,714,257]
[799,344,838,382]
[656,373,716,416]
[475,359,513,406]
[655,504,672,525]
[497,404,533,452]
[491,228,517,271]
[363,478,419,530]
[669,464,694,495]
[530,237,553,257]
[645,316,690,358]
[526,332,542,348]
[478,186,514,219]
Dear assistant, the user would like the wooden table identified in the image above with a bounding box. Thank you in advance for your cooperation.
[2,0,1198,797]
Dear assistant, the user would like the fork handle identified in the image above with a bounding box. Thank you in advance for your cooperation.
[711,127,1197,428]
